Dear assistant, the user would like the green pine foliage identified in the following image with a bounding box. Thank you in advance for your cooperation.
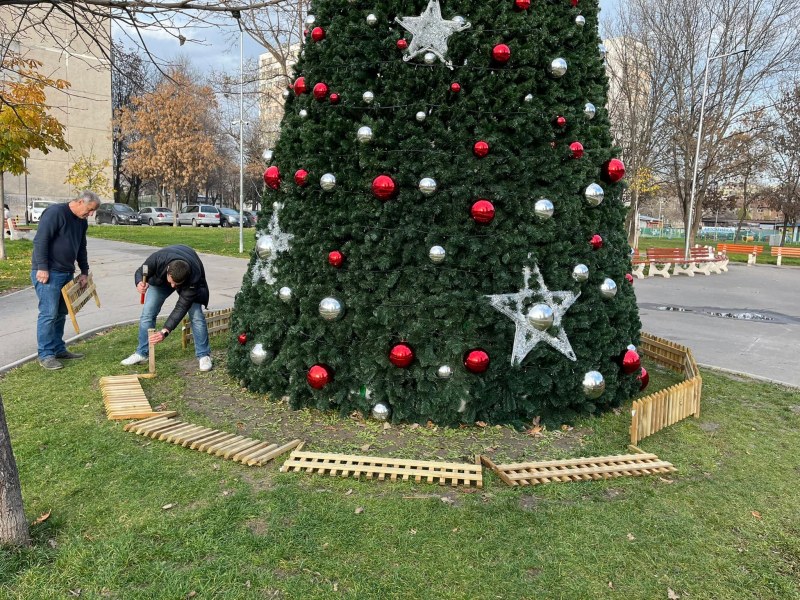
[228,0,641,426]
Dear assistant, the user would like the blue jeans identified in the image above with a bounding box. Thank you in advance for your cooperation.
[32,269,74,359]
[136,285,210,359]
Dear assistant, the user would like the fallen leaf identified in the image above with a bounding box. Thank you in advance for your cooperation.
[162,503,175,510]
[68,589,81,597]
[627,533,636,541]
[440,496,455,505]
[187,592,197,599]
[222,490,231,496]
[659,477,674,484]
[452,527,459,533]
[31,509,51,526]
[525,425,544,437]
[333,582,338,592]
[409,528,417,535]
[383,422,391,430]
[751,510,762,519]
[354,506,364,514]
[48,538,57,548]
[360,444,371,451]
[608,581,614,589]
[245,580,251,589]
[236,422,245,430]
[410,423,420,430]
[561,424,574,431]
[345,489,353,496]
[667,588,679,599]
[475,421,487,427]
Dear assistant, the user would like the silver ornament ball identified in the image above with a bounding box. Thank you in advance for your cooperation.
[415,111,427,122]
[371,402,391,421]
[357,126,373,143]
[452,15,466,26]
[585,183,605,206]
[320,173,336,191]
[582,371,606,399]
[249,343,269,366]
[598,43,607,59]
[278,286,293,302]
[550,58,568,77]
[256,236,275,259]
[282,89,291,100]
[575,15,586,27]
[572,264,589,282]
[366,13,378,26]
[428,245,446,264]
[298,109,308,118]
[584,102,597,119]
[627,344,637,352]
[319,297,344,321]
[304,14,316,26]
[527,303,554,331]
[600,278,618,299]
[534,198,554,220]
[418,177,437,195]
[524,93,533,103]
[424,52,437,65]
[262,149,274,162]
[437,365,453,379]
[363,90,374,104]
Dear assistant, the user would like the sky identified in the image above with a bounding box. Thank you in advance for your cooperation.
[115,0,620,77]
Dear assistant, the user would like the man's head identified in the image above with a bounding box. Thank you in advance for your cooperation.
[166,259,190,288]
[70,191,101,219]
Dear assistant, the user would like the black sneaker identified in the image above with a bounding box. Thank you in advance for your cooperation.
[39,357,64,370]
[56,350,85,360]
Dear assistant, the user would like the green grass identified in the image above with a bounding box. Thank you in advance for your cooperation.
[0,240,34,292]
[1,328,799,599]
[86,225,256,257]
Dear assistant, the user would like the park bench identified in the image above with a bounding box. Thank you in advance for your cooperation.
[645,247,724,278]
[687,246,726,275]
[716,243,763,265]
[646,248,683,278]
[631,248,648,279]
[4,217,34,241]
[770,246,800,266]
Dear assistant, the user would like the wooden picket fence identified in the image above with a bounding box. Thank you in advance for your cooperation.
[182,307,233,349]
[630,332,702,445]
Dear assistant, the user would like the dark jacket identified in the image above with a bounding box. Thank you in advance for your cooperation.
[134,245,210,332]
[31,203,90,274]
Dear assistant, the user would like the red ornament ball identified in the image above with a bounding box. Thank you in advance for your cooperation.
[293,76,307,95]
[569,141,584,159]
[313,82,328,101]
[638,367,650,391]
[264,166,280,190]
[450,82,461,93]
[328,250,343,267]
[307,364,332,389]
[492,44,511,64]
[389,343,414,368]
[311,27,325,42]
[397,38,408,50]
[294,169,309,186]
[604,158,626,182]
[515,0,531,9]
[556,115,567,127]
[590,234,603,250]
[622,349,641,375]
[372,175,397,201]
[464,349,490,373]
[237,333,247,345]
[329,93,340,104]
[473,140,490,158]
[571,0,578,6]
[471,199,495,224]
[625,273,634,284]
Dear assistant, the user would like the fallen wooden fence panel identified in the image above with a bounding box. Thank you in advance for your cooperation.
[61,273,101,333]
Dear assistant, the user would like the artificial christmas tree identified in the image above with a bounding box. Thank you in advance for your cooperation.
[228,0,642,426]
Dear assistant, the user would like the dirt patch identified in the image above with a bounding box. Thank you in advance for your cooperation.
[789,405,800,415]
[246,518,269,536]
[699,422,720,433]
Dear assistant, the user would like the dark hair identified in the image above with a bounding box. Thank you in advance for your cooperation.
[167,259,190,285]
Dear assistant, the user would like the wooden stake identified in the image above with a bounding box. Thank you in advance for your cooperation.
[148,328,155,374]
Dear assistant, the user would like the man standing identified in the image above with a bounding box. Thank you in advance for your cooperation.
[121,245,213,371]
[30,191,100,370]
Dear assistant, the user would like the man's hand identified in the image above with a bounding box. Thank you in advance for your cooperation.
[148,330,166,345]
[36,270,49,284]
[136,281,149,294]
[76,274,88,288]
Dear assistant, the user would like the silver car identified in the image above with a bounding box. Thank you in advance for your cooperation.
[139,206,175,226]
[177,204,221,227]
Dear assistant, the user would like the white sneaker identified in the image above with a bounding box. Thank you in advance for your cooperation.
[198,356,213,372]
[121,352,147,366]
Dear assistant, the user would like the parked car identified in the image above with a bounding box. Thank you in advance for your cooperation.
[139,206,175,226]
[95,202,141,225]
[243,210,258,227]
[219,207,251,228]
[177,204,222,227]
[28,200,57,223]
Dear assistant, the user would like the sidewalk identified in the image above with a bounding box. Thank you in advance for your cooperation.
[0,237,249,372]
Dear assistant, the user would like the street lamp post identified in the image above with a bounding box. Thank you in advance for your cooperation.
[232,10,245,254]
[684,46,747,259]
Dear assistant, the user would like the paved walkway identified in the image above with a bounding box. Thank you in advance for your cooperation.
[2,240,799,388]
[0,237,249,372]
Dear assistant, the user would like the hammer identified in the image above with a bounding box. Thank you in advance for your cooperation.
[140,264,148,304]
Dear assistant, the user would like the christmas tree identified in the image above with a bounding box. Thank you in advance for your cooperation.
[228,0,643,426]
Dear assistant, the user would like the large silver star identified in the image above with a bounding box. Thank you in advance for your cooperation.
[395,0,470,69]
[253,202,294,285]
[486,264,580,365]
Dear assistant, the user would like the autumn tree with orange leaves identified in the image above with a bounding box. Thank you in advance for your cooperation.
[117,70,222,221]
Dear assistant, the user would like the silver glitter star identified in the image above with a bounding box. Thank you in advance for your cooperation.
[395,0,470,69]
[253,202,294,285]
[486,264,580,365]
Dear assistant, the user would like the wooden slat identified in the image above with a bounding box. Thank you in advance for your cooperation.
[61,273,101,334]
[183,308,232,349]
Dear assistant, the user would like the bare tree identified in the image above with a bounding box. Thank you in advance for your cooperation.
[768,83,800,244]
[0,393,29,547]
[614,0,800,245]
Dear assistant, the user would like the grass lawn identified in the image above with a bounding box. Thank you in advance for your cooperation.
[0,240,35,293]
[1,327,799,599]
[86,224,257,257]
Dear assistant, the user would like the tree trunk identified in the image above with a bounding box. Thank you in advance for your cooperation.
[172,187,179,227]
[1,171,7,261]
[0,393,30,547]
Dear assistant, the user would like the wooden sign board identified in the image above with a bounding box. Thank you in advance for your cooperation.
[61,273,101,333]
